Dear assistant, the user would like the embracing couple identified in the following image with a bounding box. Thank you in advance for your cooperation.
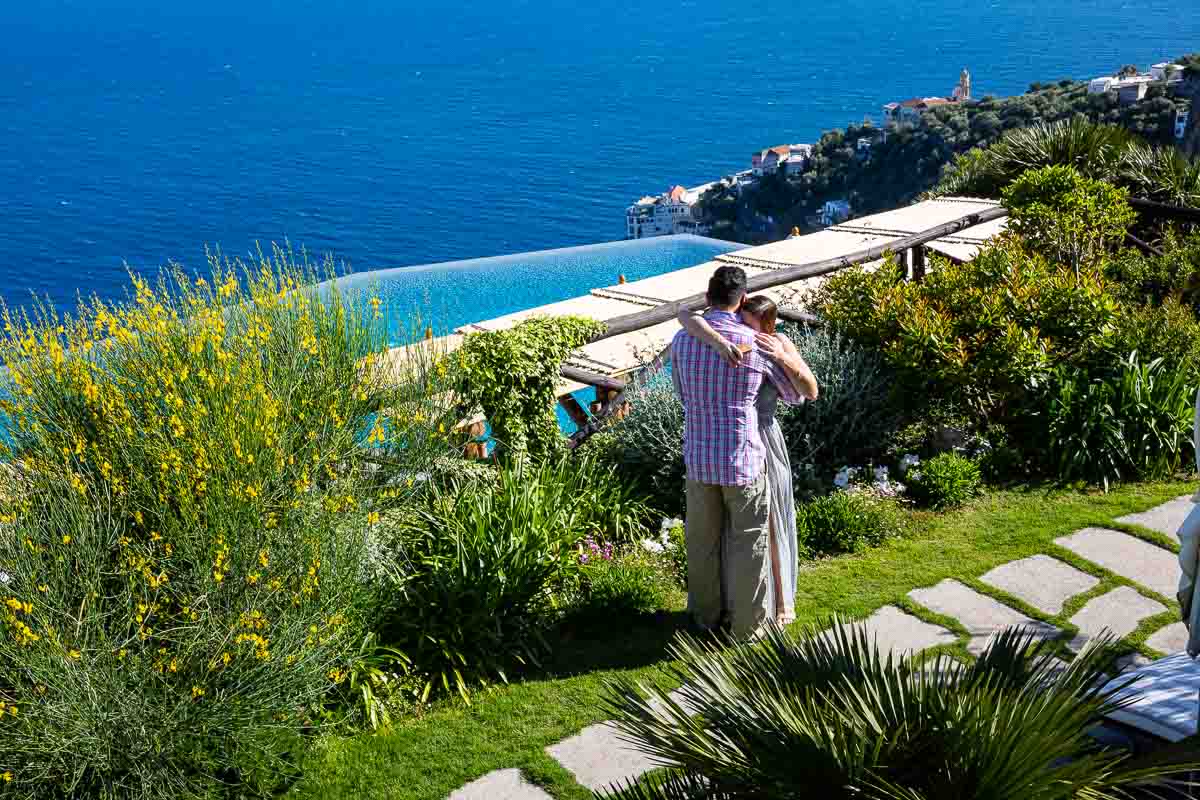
[671,265,819,641]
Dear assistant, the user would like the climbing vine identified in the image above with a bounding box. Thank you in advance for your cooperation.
[453,315,605,460]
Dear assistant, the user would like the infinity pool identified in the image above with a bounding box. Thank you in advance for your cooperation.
[336,234,745,342]
[337,234,743,435]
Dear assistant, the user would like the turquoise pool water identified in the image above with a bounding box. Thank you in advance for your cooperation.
[338,234,742,435]
[337,234,744,341]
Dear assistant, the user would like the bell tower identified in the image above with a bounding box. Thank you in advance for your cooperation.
[956,68,972,101]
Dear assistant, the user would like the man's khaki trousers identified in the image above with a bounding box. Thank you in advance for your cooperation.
[685,472,770,640]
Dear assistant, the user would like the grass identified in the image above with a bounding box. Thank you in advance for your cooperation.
[291,479,1193,800]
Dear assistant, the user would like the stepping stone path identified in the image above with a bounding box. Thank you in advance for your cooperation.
[909,579,1060,655]
[1116,495,1193,540]
[1146,622,1189,655]
[980,555,1099,615]
[831,605,957,658]
[448,769,553,800]
[1067,586,1165,652]
[545,722,661,791]
[1054,528,1180,599]
[446,496,1191,798]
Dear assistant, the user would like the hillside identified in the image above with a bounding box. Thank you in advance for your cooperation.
[700,67,1195,243]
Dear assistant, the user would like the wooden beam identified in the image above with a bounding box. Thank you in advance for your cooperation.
[1125,232,1166,257]
[1130,197,1200,223]
[776,307,823,326]
[590,206,1008,343]
[559,365,625,393]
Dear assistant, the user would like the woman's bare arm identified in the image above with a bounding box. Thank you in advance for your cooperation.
[756,333,819,400]
[676,305,743,367]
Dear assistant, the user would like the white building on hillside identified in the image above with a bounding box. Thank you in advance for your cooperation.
[1089,62,1184,103]
[625,183,712,239]
[751,144,812,176]
[1116,75,1154,105]
[1151,62,1185,83]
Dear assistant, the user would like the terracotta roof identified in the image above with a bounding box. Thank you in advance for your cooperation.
[668,185,687,201]
[767,145,791,156]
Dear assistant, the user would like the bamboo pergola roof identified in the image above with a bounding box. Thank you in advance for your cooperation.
[383,196,1006,397]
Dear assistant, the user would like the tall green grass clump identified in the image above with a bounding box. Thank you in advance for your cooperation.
[0,247,456,798]
[375,452,655,701]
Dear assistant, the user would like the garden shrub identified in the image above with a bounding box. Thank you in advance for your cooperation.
[796,490,902,556]
[1102,299,1200,375]
[378,455,621,701]
[0,249,432,798]
[906,452,982,509]
[1001,164,1135,274]
[452,316,604,461]
[596,374,687,517]
[814,236,1118,420]
[1105,230,1200,312]
[567,539,672,622]
[776,325,900,479]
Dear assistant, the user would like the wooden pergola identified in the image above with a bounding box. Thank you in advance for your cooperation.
[380,197,1012,447]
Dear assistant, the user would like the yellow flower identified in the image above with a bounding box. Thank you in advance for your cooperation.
[2,771,11,782]
[62,535,71,544]
[191,685,205,699]
[68,649,81,660]
[366,511,381,525]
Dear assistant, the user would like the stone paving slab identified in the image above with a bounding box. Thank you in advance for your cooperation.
[1067,586,1165,653]
[828,605,957,660]
[980,554,1099,615]
[1147,622,1189,655]
[1054,528,1179,599]
[647,688,700,721]
[448,769,553,800]
[1117,653,1154,673]
[546,722,660,792]
[1116,496,1194,540]
[909,579,1060,656]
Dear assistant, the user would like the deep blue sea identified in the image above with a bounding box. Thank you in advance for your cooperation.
[3,0,1199,317]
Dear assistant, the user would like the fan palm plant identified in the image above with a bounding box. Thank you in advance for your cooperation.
[601,622,1195,799]
[1122,142,1200,208]
[934,117,1139,198]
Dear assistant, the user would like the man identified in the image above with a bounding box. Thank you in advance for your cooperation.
[671,266,803,641]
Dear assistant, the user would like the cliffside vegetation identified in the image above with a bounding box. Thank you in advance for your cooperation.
[701,61,1196,242]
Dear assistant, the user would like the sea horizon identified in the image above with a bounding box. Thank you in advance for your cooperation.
[3,0,1199,314]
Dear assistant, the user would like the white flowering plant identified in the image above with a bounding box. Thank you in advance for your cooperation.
[832,463,906,500]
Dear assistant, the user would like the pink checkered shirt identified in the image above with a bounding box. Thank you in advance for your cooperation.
[671,311,801,486]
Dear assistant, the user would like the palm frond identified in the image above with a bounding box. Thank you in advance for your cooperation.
[603,618,1198,799]
[597,770,721,800]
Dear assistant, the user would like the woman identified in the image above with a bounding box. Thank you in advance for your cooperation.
[677,296,817,626]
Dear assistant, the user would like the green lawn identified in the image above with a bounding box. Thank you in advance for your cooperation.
[291,479,1193,800]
